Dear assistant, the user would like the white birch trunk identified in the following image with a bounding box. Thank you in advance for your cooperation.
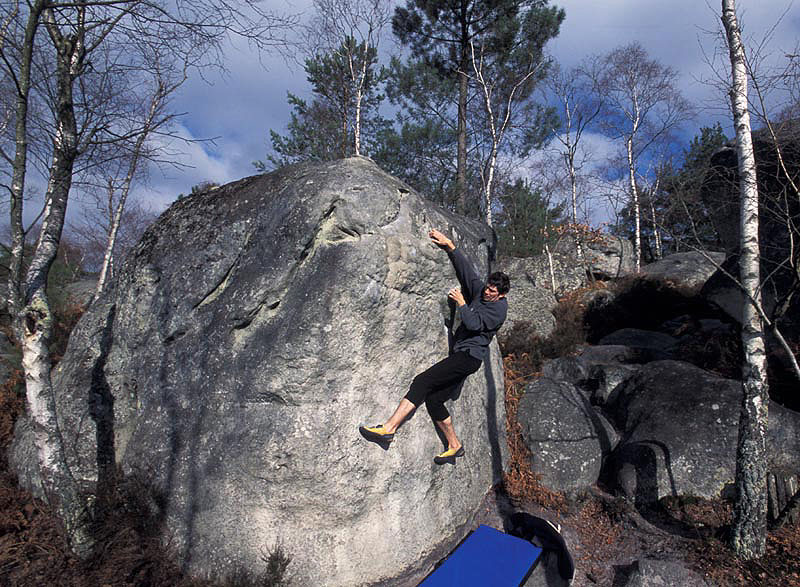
[567,150,589,271]
[544,243,556,292]
[649,190,662,260]
[483,150,496,227]
[95,87,161,299]
[95,187,122,299]
[470,42,540,227]
[627,136,641,271]
[569,152,578,228]
[8,2,45,333]
[22,8,92,552]
[722,0,769,560]
[353,53,367,157]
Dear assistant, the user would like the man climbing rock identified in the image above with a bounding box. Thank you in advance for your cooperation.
[359,228,509,464]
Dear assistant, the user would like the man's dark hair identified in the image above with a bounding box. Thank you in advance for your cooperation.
[488,271,510,294]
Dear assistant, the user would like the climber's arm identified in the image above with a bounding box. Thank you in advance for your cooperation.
[429,229,483,302]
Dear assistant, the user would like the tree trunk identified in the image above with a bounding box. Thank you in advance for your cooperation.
[23,9,91,552]
[649,196,662,260]
[722,0,769,560]
[456,48,468,214]
[544,243,556,292]
[95,184,121,299]
[353,52,367,157]
[484,147,496,227]
[95,91,158,299]
[8,1,45,335]
[627,136,641,271]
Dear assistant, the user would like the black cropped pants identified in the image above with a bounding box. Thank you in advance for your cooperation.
[404,351,482,421]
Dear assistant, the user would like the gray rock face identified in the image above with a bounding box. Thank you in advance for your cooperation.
[494,257,559,340]
[587,362,640,405]
[498,253,584,297]
[614,558,713,587]
[604,361,741,504]
[542,355,640,405]
[517,378,615,493]
[541,357,590,387]
[640,251,726,291]
[699,256,756,325]
[10,158,507,586]
[554,235,634,280]
[769,401,800,472]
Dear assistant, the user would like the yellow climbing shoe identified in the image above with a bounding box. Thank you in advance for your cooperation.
[359,425,394,443]
[434,446,465,465]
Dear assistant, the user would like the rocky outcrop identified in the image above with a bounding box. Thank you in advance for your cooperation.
[10,158,507,586]
[701,124,800,332]
[517,378,617,494]
[613,558,713,586]
[554,234,634,280]
[604,361,742,504]
[640,251,726,291]
[496,235,635,343]
[498,253,584,299]
[519,347,800,507]
[703,123,800,257]
[494,256,558,340]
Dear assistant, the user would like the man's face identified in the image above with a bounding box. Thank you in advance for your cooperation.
[482,284,504,302]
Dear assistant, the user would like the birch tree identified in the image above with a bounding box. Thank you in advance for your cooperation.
[91,65,185,300]
[722,0,769,558]
[392,0,562,214]
[545,63,601,269]
[587,42,692,271]
[467,0,562,226]
[2,0,46,325]
[307,0,390,156]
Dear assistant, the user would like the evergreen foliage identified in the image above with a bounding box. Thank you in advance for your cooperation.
[390,0,564,213]
[494,178,567,256]
[259,37,388,169]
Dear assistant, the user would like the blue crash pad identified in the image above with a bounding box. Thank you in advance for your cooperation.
[418,524,543,587]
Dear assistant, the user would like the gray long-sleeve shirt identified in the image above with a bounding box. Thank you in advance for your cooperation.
[448,248,507,361]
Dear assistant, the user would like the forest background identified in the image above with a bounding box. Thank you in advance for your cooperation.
[2,0,799,272]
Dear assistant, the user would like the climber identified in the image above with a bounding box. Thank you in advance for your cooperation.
[359,228,509,464]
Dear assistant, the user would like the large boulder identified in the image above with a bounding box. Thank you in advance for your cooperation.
[10,158,508,586]
[554,234,634,280]
[640,251,726,291]
[494,257,559,340]
[517,377,617,493]
[604,360,799,504]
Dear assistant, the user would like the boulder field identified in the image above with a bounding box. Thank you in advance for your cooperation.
[11,157,507,585]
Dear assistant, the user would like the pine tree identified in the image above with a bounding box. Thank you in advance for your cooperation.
[261,38,388,169]
[391,0,563,214]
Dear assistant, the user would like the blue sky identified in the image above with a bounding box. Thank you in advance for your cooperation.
[126,0,799,217]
